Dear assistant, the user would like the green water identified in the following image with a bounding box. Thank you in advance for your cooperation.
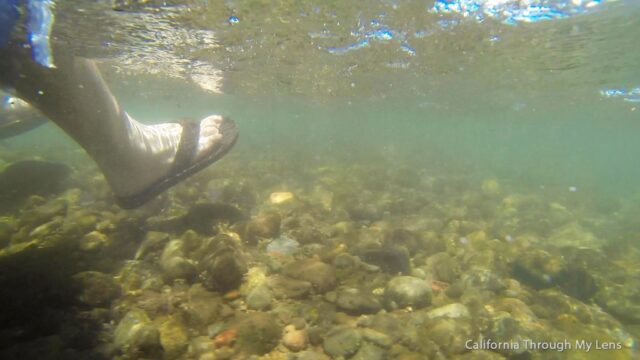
[10,81,640,198]
[8,0,640,199]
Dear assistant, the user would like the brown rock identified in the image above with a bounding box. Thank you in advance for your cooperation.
[283,258,336,293]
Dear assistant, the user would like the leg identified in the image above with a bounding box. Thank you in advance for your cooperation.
[0,94,48,139]
[0,44,237,208]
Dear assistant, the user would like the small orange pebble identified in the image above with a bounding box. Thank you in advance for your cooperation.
[223,289,241,301]
[213,329,237,348]
[431,280,449,293]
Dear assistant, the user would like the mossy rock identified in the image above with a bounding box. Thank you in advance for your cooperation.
[234,313,282,355]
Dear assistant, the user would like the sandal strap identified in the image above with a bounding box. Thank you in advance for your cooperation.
[170,119,200,175]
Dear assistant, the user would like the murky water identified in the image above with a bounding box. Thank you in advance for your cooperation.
[39,0,640,194]
[2,0,640,359]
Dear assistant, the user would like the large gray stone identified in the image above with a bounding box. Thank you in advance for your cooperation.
[384,276,432,310]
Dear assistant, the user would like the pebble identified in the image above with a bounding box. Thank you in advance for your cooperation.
[460,269,506,292]
[268,274,312,299]
[79,230,109,251]
[283,258,336,293]
[114,309,163,358]
[295,350,331,360]
[266,234,299,255]
[156,314,189,358]
[335,287,382,315]
[282,324,309,352]
[512,249,566,289]
[384,276,432,310]
[352,341,386,360]
[186,336,216,358]
[270,191,294,204]
[72,271,121,307]
[356,315,373,327]
[359,246,410,274]
[426,252,460,283]
[183,285,222,328]
[426,303,470,320]
[160,239,196,281]
[134,231,170,260]
[198,236,247,292]
[291,317,306,330]
[424,318,474,356]
[323,325,362,358]
[307,326,324,346]
[246,284,273,310]
[333,252,358,269]
[360,328,392,348]
[234,313,282,355]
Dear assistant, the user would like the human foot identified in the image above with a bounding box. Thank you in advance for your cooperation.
[111,115,238,209]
